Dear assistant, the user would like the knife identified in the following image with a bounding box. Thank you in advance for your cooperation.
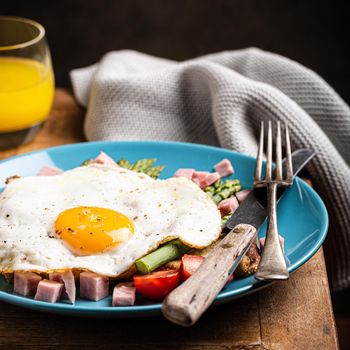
[225,148,316,231]
[162,148,316,327]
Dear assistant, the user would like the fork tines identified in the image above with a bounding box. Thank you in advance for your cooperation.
[254,121,293,187]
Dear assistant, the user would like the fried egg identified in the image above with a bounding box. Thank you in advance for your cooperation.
[0,164,221,277]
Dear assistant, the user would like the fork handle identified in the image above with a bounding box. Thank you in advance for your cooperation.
[162,224,257,326]
[255,183,289,281]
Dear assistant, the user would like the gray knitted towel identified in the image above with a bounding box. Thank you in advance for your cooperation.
[71,48,350,291]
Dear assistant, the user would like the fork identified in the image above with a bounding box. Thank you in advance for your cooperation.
[254,121,293,281]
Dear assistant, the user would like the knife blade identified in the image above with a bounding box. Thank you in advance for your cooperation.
[162,148,315,327]
[225,148,316,231]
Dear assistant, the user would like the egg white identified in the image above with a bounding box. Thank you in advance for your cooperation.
[0,164,221,277]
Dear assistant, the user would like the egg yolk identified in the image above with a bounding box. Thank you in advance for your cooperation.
[54,206,134,256]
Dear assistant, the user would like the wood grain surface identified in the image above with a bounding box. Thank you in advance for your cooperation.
[0,89,339,349]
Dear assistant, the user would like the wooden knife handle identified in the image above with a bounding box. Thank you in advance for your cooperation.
[162,224,257,326]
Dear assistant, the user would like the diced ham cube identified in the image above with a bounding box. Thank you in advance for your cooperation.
[112,282,136,306]
[236,189,252,203]
[192,171,220,189]
[14,272,42,297]
[199,172,221,189]
[191,171,210,186]
[80,272,109,301]
[259,235,285,253]
[214,159,234,177]
[37,165,63,176]
[218,197,239,216]
[174,168,195,179]
[34,279,64,303]
[93,152,116,165]
[50,270,76,304]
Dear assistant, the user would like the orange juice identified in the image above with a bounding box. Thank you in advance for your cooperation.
[0,57,54,132]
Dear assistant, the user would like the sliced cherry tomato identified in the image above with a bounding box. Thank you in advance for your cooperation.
[133,270,180,300]
[180,254,205,281]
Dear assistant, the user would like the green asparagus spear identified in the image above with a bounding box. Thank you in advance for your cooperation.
[221,214,232,228]
[117,157,165,179]
[117,158,132,169]
[145,165,165,179]
[131,158,156,172]
[170,239,192,255]
[205,179,241,204]
[81,155,165,177]
[81,159,93,166]
[135,240,190,274]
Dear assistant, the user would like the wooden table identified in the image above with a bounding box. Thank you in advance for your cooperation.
[0,90,339,350]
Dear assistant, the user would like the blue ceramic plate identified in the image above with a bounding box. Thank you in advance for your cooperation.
[0,141,328,317]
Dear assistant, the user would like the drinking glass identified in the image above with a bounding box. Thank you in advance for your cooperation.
[0,16,54,149]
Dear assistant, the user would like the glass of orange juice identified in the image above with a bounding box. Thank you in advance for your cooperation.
[0,16,54,149]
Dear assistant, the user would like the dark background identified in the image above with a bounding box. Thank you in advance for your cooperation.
[2,0,350,104]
